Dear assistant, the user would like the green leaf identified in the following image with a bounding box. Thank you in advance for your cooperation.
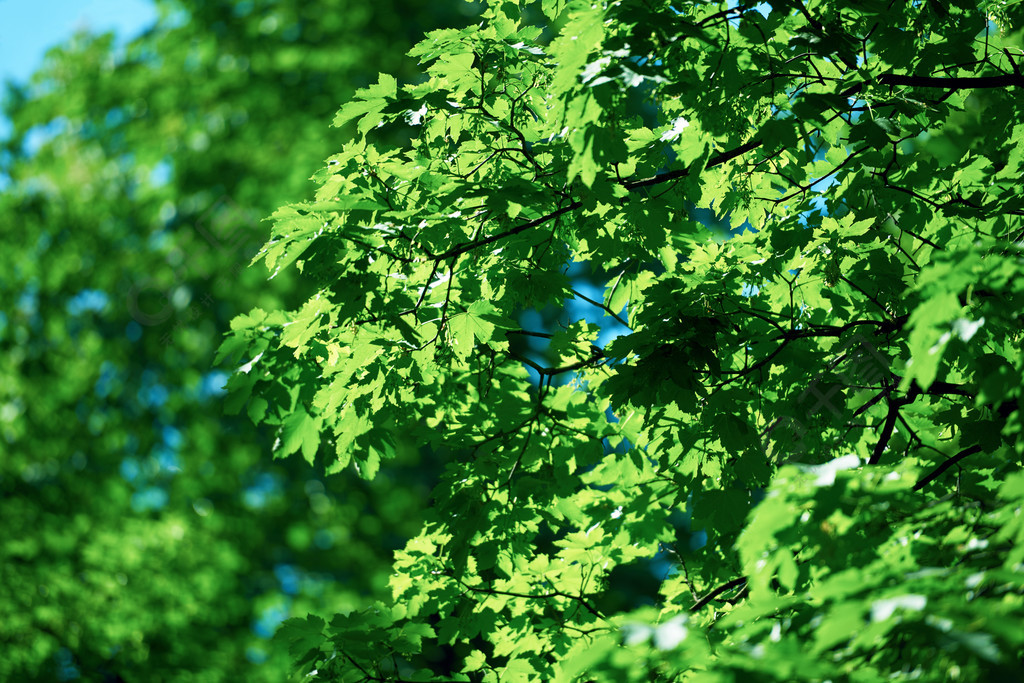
[905,291,962,390]
[278,408,323,465]
[277,615,326,662]
[447,299,512,360]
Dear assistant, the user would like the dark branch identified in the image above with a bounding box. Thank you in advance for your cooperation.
[690,576,747,611]
[889,376,975,398]
[571,288,631,328]
[869,384,920,465]
[433,201,582,261]
[507,346,605,377]
[623,139,763,191]
[773,315,906,342]
[913,445,984,491]
[505,329,554,340]
[878,73,1024,89]
[453,575,604,619]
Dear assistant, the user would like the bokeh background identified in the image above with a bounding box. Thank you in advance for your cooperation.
[0,1,479,679]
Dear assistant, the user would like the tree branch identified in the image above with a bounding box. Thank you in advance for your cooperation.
[623,140,763,191]
[689,576,747,611]
[869,384,920,465]
[878,73,1024,89]
[570,288,630,328]
[913,445,984,491]
[432,201,581,261]
[452,575,604,619]
[427,137,765,262]
[506,346,605,377]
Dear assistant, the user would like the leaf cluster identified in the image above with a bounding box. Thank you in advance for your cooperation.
[223,0,1024,680]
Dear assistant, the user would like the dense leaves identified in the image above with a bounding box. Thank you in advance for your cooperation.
[225,0,1024,678]
[225,0,1024,679]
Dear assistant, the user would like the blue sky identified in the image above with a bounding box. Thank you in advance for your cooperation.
[0,0,157,136]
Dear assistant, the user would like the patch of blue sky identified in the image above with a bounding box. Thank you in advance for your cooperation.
[120,456,141,482]
[197,370,228,399]
[566,280,630,347]
[122,437,180,484]
[253,600,290,639]
[162,424,182,448]
[137,380,169,409]
[0,0,159,138]
[243,471,281,510]
[22,118,69,155]
[149,159,172,186]
[516,273,631,386]
[67,289,109,316]
[103,107,129,129]
[795,173,839,227]
[668,2,769,22]
[564,260,630,342]
[154,446,180,474]
[650,556,678,580]
[274,564,301,596]
[725,0,771,25]
[243,488,267,509]
[18,287,38,316]
[130,485,169,512]
[518,309,548,346]
[519,355,550,387]
[94,360,118,398]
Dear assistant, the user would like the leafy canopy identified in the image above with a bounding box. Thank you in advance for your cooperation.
[223,0,1024,680]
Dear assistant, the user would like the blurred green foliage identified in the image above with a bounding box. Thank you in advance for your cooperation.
[0,0,475,679]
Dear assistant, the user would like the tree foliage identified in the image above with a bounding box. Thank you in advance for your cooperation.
[223,0,1024,680]
[0,1,470,679]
